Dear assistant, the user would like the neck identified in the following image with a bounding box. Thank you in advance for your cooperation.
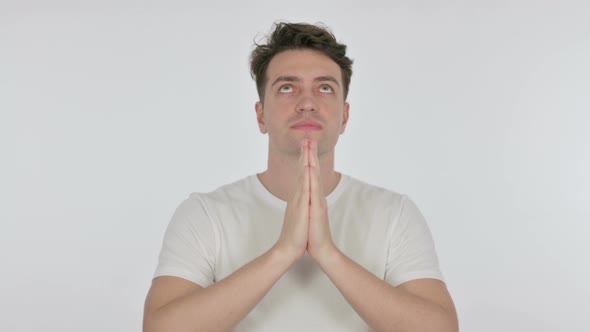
[257,148,341,202]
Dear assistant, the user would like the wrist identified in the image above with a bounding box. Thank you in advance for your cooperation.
[269,243,303,267]
[309,242,340,268]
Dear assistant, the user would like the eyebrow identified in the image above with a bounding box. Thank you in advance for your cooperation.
[270,75,341,88]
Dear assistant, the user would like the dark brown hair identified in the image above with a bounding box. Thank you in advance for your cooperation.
[250,22,353,101]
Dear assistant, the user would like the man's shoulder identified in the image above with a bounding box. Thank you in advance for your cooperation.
[341,174,404,198]
[339,174,407,207]
[186,175,256,206]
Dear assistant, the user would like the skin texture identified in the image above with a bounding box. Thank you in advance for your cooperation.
[143,49,458,332]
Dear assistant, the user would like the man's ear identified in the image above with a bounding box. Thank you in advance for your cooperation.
[340,102,350,134]
[255,101,267,134]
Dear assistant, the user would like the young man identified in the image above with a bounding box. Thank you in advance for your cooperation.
[143,22,458,332]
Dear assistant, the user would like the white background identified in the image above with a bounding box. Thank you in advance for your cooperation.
[1,1,589,331]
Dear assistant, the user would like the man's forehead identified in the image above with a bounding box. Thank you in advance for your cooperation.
[265,50,343,85]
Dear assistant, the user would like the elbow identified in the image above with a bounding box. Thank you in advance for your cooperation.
[143,308,170,332]
[425,300,458,332]
[437,307,459,332]
[426,305,458,332]
[419,316,458,332]
[441,319,459,332]
[444,304,459,332]
[142,312,159,332]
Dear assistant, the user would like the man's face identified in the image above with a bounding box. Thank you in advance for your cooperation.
[255,49,350,158]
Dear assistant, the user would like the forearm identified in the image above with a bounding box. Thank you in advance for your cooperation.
[147,246,294,332]
[315,248,457,332]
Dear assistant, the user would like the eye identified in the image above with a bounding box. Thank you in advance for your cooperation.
[279,84,293,93]
[319,84,333,93]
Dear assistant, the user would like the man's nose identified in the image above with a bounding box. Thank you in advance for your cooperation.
[296,94,317,113]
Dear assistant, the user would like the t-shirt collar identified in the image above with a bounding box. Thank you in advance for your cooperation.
[250,173,350,210]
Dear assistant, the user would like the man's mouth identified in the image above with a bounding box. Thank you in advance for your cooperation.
[291,120,322,131]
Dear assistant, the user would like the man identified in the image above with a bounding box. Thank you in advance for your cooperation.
[143,22,458,332]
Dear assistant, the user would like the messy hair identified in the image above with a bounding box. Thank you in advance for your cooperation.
[250,22,353,101]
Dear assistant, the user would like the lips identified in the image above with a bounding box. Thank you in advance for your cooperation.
[291,120,322,130]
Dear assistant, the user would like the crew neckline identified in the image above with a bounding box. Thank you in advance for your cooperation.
[250,173,350,210]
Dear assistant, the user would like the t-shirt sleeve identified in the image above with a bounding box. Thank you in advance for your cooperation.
[153,194,217,287]
[384,195,444,287]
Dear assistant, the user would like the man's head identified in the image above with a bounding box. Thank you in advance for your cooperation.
[250,22,353,102]
[251,22,353,160]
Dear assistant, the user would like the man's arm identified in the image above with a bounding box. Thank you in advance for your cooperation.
[305,140,458,332]
[143,141,312,332]
[143,247,295,332]
[314,248,458,332]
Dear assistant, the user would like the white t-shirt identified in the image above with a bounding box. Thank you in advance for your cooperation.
[154,174,444,331]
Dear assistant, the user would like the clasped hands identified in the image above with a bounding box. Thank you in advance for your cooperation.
[275,139,337,265]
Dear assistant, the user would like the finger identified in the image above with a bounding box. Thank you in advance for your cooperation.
[304,140,312,204]
[311,140,321,178]
[302,139,310,167]
[308,141,321,191]
[309,141,322,206]
[299,139,307,167]
[303,163,311,207]
[297,140,311,204]
[292,140,307,201]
